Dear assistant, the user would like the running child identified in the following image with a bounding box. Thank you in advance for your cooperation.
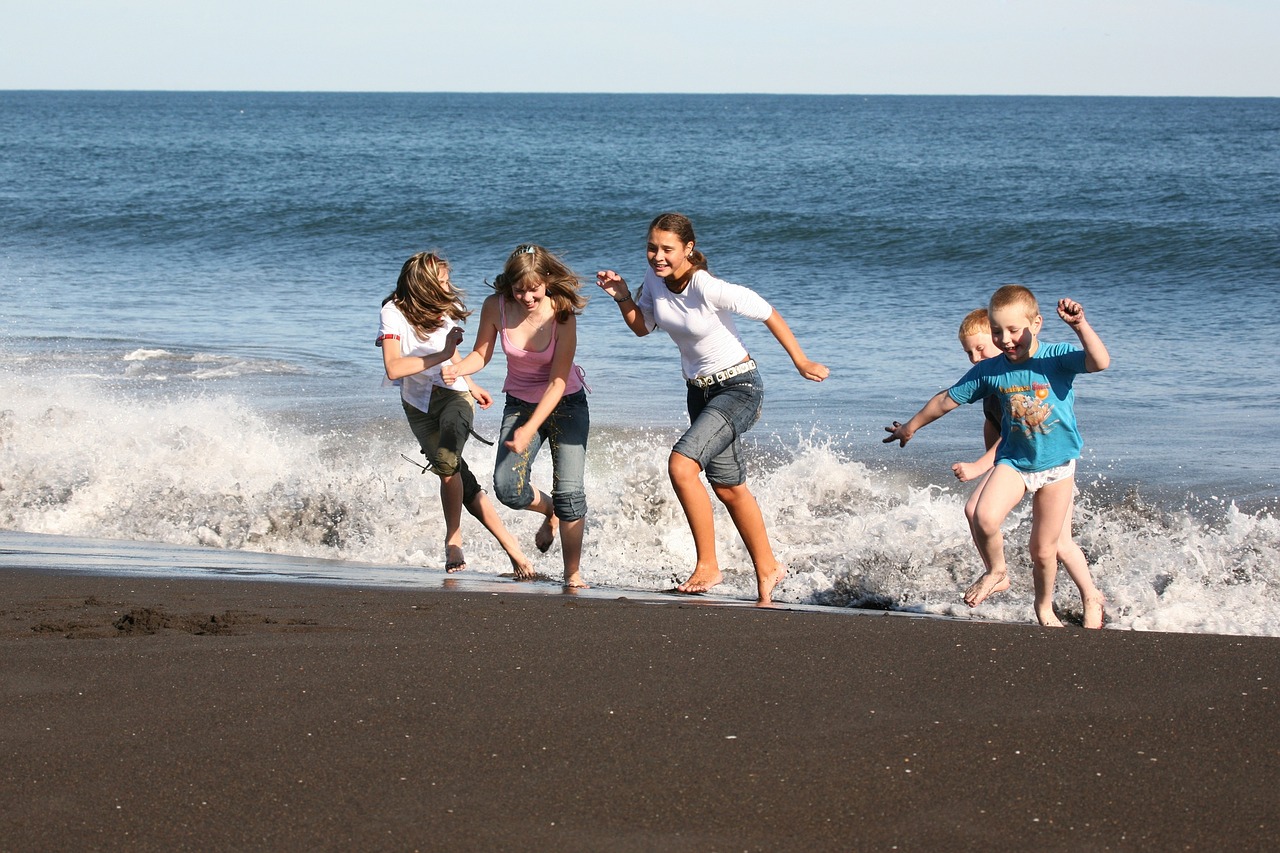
[377,251,534,577]
[884,286,1109,628]
[596,212,829,604]
[443,244,591,588]
[950,306,1105,628]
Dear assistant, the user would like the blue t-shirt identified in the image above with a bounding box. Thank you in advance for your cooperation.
[948,341,1089,473]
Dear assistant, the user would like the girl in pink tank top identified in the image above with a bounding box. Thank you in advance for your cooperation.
[444,244,591,588]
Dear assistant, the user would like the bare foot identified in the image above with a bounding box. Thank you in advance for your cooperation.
[444,545,467,574]
[535,513,559,553]
[1082,594,1106,629]
[676,566,724,594]
[963,569,1010,607]
[510,555,537,581]
[564,572,589,589]
[756,565,786,604]
[1037,606,1065,627]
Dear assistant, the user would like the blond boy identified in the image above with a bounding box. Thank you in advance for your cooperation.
[885,286,1108,628]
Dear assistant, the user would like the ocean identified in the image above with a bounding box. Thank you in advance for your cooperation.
[2,91,1279,635]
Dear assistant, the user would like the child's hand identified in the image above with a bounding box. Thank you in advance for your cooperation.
[504,424,536,455]
[444,326,464,352]
[952,461,982,482]
[883,421,913,447]
[797,359,829,382]
[1057,299,1086,328]
[595,270,630,300]
[441,364,458,384]
[470,384,493,409]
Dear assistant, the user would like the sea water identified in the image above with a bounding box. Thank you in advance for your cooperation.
[2,92,1279,635]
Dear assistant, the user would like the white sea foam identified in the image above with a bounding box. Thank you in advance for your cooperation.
[3,366,1278,637]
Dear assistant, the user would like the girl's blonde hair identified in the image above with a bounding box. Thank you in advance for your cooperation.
[491,244,586,323]
[385,251,470,337]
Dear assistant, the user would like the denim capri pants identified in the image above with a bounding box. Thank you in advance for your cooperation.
[672,368,764,486]
[402,388,483,506]
[493,389,589,521]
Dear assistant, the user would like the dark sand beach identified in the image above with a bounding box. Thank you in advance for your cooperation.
[3,564,1278,852]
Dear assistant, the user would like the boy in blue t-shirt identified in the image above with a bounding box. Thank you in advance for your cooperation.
[884,286,1110,628]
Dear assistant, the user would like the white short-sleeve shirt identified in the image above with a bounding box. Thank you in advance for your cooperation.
[377,300,468,411]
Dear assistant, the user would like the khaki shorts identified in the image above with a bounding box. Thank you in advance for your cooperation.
[402,388,482,505]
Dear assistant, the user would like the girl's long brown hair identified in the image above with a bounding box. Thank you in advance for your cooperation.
[648,212,709,273]
[490,244,586,323]
[384,251,470,337]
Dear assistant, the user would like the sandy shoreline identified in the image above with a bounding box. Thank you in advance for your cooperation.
[2,560,1279,851]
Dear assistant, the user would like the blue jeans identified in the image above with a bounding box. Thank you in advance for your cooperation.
[493,390,589,521]
[674,369,764,486]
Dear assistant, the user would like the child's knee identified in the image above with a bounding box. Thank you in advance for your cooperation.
[493,464,533,510]
[551,490,587,522]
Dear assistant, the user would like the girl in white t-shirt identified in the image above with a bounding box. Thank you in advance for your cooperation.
[596,213,829,604]
[377,251,533,577]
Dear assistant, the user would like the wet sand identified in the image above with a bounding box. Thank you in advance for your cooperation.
[2,566,1278,851]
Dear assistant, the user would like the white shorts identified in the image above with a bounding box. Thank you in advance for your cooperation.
[1012,459,1076,494]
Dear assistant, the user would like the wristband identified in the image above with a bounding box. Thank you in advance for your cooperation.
[613,292,633,303]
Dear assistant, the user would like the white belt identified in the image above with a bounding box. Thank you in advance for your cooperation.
[689,359,757,388]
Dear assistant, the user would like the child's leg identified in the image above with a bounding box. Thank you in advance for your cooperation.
[964,468,995,572]
[965,465,1027,607]
[711,480,784,604]
[493,400,559,552]
[1028,476,1075,627]
[463,488,535,579]
[403,397,468,572]
[546,393,590,587]
[671,375,765,597]
[669,451,722,592]
[1056,494,1105,628]
[439,472,466,571]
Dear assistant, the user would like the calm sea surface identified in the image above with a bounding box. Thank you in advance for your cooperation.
[2,92,1279,634]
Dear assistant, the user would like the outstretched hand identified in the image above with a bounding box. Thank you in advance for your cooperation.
[1057,298,1087,328]
[595,270,629,300]
[883,421,913,447]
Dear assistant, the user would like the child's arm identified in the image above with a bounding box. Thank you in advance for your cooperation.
[463,371,493,409]
[381,327,462,380]
[443,296,501,383]
[1058,299,1110,372]
[596,270,651,337]
[952,417,1000,480]
[883,389,961,447]
[763,310,829,381]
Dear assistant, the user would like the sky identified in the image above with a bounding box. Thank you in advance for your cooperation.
[2,0,1277,96]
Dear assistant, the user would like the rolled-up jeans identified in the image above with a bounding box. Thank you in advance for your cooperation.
[493,389,589,521]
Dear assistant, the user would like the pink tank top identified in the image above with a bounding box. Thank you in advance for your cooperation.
[499,296,585,404]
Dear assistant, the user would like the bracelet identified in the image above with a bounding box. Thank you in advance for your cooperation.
[613,292,633,303]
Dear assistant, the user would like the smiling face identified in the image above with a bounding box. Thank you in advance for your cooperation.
[989,304,1042,363]
[647,228,694,281]
[511,275,547,312]
[959,332,1000,365]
